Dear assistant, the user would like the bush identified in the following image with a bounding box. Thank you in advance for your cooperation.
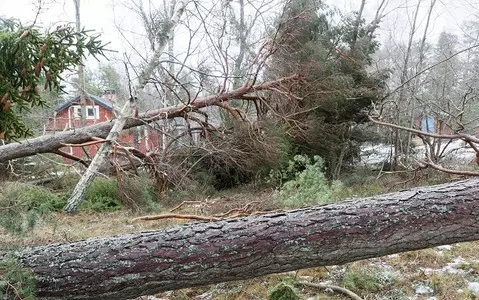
[81,177,123,212]
[268,282,299,300]
[276,155,344,208]
[342,265,396,293]
[82,175,161,212]
[0,182,60,234]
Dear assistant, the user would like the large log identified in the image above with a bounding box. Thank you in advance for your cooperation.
[7,179,479,299]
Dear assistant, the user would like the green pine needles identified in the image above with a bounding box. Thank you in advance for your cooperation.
[0,259,36,299]
[275,155,344,208]
[0,182,59,235]
[0,18,108,139]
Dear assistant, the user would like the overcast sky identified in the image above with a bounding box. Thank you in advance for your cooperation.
[2,0,479,71]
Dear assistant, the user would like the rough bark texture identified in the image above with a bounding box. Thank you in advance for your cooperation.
[9,179,479,299]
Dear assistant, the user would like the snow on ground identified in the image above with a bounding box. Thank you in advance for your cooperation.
[359,139,477,167]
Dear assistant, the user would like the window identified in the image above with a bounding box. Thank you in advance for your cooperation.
[72,105,99,120]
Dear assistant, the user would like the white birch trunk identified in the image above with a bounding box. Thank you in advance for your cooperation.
[64,0,187,212]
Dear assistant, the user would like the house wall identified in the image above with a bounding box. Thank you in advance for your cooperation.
[45,99,161,163]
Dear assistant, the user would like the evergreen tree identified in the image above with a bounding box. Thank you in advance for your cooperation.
[0,18,107,139]
[267,0,387,178]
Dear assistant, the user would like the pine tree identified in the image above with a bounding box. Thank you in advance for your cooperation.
[267,0,386,178]
[0,18,107,139]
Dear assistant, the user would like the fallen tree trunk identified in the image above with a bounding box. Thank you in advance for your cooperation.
[0,75,297,163]
[5,178,479,299]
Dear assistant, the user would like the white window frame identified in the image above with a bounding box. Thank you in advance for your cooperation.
[72,105,100,120]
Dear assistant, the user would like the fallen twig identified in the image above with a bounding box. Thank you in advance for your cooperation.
[132,213,221,222]
[297,281,363,300]
[170,201,205,213]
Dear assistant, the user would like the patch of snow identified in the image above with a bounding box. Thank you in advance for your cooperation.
[436,245,453,251]
[195,291,212,299]
[360,143,392,165]
[359,139,477,167]
[468,282,479,295]
[414,284,434,295]
[420,257,470,275]
[443,257,471,275]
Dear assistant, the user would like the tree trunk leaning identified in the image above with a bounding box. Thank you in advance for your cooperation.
[12,179,479,299]
[63,1,188,212]
[0,75,298,163]
[63,100,135,212]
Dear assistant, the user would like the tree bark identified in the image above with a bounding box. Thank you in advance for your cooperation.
[8,178,479,300]
[73,0,87,127]
[0,75,298,163]
[393,0,422,170]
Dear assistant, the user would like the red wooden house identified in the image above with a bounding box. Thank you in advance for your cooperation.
[45,91,160,163]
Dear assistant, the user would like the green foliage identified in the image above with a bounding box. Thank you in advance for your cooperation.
[0,259,36,299]
[81,175,160,212]
[0,18,108,139]
[342,266,395,293]
[0,182,60,234]
[276,155,343,208]
[268,1,387,178]
[268,282,300,300]
[268,154,314,186]
[81,177,123,212]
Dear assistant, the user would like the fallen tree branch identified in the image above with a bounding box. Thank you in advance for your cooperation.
[369,115,479,144]
[61,137,107,148]
[51,149,89,167]
[0,75,299,163]
[297,281,363,300]
[132,213,221,222]
[169,200,205,212]
[8,178,479,299]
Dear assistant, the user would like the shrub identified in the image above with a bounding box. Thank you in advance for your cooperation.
[268,282,300,300]
[82,175,161,212]
[0,182,60,234]
[342,265,396,293]
[276,155,344,208]
[81,177,123,212]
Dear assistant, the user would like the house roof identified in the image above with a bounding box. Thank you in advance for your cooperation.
[55,94,113,112]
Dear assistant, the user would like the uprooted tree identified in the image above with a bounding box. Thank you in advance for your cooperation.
[1,178,477,299]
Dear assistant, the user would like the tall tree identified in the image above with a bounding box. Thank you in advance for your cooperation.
[73,0,88,126]
[267,0,386,178]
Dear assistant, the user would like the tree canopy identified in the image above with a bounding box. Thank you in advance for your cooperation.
[267,0,387,178]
